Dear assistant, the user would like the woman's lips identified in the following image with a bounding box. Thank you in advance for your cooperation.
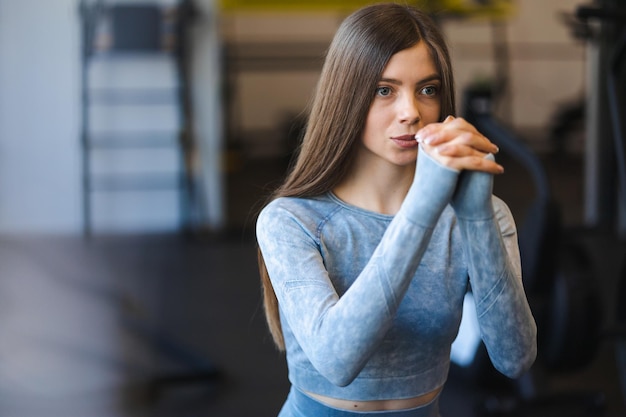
[391,134,418,148]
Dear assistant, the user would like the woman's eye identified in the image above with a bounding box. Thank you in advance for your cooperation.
[376,86,392,96]
[421,85,438,96]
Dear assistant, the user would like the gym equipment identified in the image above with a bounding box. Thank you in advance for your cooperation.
[79,0,199,236]
[451,1,626,413]
[577,2,626,411]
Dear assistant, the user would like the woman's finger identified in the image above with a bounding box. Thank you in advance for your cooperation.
[448,155,504,174]
[417,120,498,155]
[420,142,504,174]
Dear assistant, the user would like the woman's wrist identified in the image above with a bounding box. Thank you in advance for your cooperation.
[402,144,459,225]
[451,154,496,220]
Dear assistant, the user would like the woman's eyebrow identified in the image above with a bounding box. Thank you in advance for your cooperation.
[379,74,441,85]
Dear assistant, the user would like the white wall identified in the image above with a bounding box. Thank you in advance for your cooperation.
[0,0,82,233]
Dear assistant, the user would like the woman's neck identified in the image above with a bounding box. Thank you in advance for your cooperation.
[333,156,414,215]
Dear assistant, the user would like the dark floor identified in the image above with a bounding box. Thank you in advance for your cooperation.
[2,147,626,417]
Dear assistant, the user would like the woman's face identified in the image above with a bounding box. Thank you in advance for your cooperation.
[360,42,441,168]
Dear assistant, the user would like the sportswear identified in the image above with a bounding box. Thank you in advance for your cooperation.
[256,145,536,402]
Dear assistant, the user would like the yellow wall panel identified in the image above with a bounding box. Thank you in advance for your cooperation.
[219,0,378,13]
[218,0,514,18]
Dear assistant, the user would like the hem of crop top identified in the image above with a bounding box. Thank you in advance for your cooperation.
[288,357,450,402]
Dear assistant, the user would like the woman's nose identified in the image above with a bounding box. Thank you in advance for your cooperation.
[398,94,420,125]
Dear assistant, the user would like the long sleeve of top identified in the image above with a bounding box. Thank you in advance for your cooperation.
[451,155,537,378]
[256,147,536,401]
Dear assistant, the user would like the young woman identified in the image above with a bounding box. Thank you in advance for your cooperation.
[256,3,537,416]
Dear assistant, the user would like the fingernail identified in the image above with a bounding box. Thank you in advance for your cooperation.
[444,115,455,122]
[415,134,422,142]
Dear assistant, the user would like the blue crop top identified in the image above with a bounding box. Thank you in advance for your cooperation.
[256,146,537,402]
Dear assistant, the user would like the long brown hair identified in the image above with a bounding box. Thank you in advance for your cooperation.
[258,3,456,350]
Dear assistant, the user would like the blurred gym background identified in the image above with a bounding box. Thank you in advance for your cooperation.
[1,0,625,416]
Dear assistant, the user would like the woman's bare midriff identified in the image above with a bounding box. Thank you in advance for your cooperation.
[304,386,443,411]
